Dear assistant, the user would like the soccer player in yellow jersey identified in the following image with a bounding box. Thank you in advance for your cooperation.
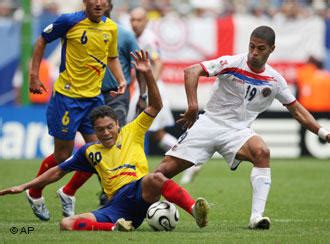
[26,0,127,221]
[0,50,209,231]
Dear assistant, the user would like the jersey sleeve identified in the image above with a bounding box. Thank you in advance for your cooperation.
[200,55,231,77]
[108,23,118,58]
[123,112,154,142]
[275,76,296,105]
[41,14,70,43]
[58,144,96,173]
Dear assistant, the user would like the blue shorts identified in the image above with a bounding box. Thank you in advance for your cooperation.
[46,92,104,140]
[92,179,151,229]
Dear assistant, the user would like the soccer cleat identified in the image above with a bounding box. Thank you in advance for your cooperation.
[248,216,271,230]
[25,190,50,221]
[56,187,76,217]
[180,166,202,185]
[192,197,209,228]
[114,218,134,231]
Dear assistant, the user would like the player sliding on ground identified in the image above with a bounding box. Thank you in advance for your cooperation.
[0,50,209,231]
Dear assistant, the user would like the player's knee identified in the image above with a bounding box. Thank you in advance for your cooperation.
[154,156,191,178]
[60,217,73,231]
[253,146,270,164]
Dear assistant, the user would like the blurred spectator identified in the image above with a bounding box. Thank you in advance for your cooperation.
[0,0,18,19]
[296,56,330,112]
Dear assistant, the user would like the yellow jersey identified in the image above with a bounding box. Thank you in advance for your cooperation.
[42,11,118,98]
[59,112,154,200]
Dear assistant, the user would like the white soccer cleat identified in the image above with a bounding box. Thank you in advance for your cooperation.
[248,216,271,230]
[180,166,202,185]
[25,190,50,221]
[192,197,209,228]
[56,187,76,217]
[114,218,134,231]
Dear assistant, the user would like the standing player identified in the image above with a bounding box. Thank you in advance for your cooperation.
[154,26,330,229]
[0,50,209,231]
[27,0,127,221]
[57,0,146,212]
[129,7,177,152]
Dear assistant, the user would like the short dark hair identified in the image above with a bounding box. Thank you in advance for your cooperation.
[251,26,275,46]
[89,105,118,126]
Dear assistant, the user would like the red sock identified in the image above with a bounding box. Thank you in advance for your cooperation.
[161,179,195,215]
[29,154,58,198]
[63,171,93,196]
[72,218,115,231]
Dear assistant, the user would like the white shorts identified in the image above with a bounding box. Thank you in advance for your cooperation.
[128,80,175,131]
[166,114,256,169]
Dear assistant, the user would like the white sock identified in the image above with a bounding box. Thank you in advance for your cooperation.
[158,133,177,151]
[250,167,271,220]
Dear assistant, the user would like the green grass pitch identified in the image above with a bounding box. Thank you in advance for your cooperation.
[0,157,330,243]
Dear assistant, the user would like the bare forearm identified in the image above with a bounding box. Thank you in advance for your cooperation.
[136,70,147,95]
[30,37,46,78]
[288,102,320,134]
[21,166,66,191]
[108,57,126,86]
[184,65,200,110]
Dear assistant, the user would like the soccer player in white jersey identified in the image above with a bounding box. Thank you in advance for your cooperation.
[154,26,330,229]
[129,7,177,152]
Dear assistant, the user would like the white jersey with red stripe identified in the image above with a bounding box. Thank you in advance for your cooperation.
[201,53,296,129]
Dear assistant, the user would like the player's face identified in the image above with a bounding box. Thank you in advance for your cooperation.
[130,13,148,37]
[84,0,107,22]
[93,116,119,148]
[248,36,275,71]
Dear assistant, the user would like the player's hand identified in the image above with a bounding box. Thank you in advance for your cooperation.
[176,107,199,130]
[110,83,126,97]
[0,185,25,196]
[131,50,152,73]
[29,76,48,94]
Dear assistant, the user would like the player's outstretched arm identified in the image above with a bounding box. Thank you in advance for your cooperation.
[131,50,162,117]
[177,64,207,129]
[0,166,66,196]
[29,36,48,94]
[286,101,330,142]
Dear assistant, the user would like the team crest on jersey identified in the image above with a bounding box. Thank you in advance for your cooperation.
[262,87,272,97]
[43,24,53,33]
[103,33,110,44]
[64,84,70,90]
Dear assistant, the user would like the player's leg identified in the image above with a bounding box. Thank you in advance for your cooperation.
[143,169,209,228]
[58,133,97,217]
[60,212,132,231]
[236,135,271,229]
[59,95,104,216]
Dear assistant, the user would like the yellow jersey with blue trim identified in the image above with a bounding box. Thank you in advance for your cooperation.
[42,11,118,98]
[58,111,154,200]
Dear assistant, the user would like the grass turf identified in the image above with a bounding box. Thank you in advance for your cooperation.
[0,157,329,243]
